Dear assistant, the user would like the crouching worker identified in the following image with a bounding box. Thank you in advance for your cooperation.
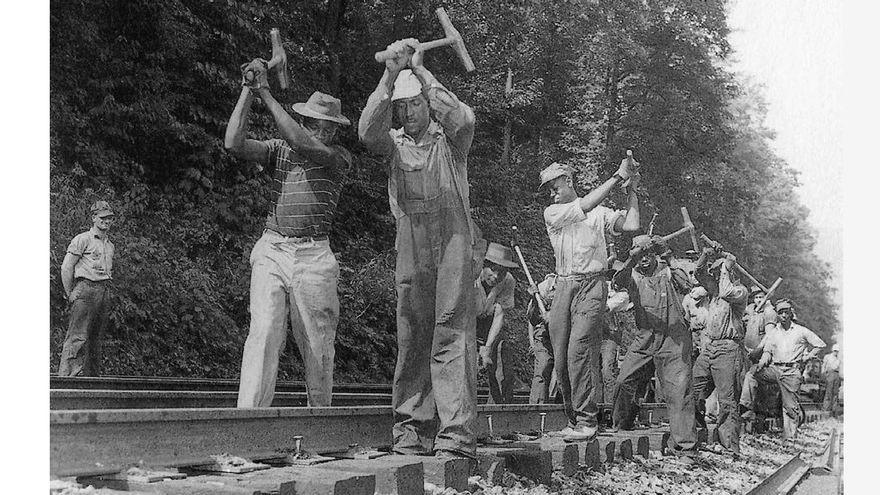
[610,235,698,461]
[475,242,518,404]
[225,59,352,407]
[740,300,825,438]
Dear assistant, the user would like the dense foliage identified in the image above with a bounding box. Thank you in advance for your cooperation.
[49,0,839,383]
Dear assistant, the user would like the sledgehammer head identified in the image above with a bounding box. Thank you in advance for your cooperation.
[269,28,289,89]
[435,8,475,72]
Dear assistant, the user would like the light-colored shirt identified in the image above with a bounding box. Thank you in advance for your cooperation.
[475,272,515,319]
[67,227,114,281]
[697,266,748,341]
[543,201,622,276]
[744,303,778,351]
[761,322,826,363]
[263,139,351,237]
[822,352,841,374]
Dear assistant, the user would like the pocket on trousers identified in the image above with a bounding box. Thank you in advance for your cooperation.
[249,238,267,266]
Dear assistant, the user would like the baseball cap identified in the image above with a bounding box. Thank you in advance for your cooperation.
[539,162,573,188]
[90,200,114,217]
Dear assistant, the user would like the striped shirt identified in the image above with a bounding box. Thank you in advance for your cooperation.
[262,139,352,237]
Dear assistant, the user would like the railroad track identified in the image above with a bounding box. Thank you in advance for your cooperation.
[50,375,838,494]
[49,375,531,409]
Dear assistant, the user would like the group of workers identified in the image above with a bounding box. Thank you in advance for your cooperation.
[56,37,841,462]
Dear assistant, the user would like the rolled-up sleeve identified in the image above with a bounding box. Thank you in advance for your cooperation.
[424,84,475,154]
[358,89,395,156]
[544,199,587,232]
[719,268,748,305]
[602,207,625,236]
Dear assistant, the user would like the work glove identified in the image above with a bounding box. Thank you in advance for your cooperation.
[615,157,634,181]
[241,58,269,90]
[384,38,418,72]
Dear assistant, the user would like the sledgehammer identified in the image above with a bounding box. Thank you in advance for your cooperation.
[374,8,476,72]
[511,226,548,317]
[242,28,289,89]
[699,233,775,293]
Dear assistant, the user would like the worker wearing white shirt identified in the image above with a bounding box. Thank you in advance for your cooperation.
[740,300,826,438]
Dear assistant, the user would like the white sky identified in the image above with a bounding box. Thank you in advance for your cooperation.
[726,0,843,304]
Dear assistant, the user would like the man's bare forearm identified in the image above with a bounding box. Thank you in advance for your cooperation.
[224,88,255,150]
[578,175,623,213]
[620,188,640,231]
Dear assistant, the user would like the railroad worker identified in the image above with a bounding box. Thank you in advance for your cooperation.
[539,158,641,442]
[609,235,698,459]
[527,275,558,404]
[57,200,116,377]
[821,344,842,414]
[743,286,777,358]
[475,242,518,404]
[691,247,748,456]
[359,39,478,459]
[740,300,826,437]
[225,59,352,408]
[682,285,709,359]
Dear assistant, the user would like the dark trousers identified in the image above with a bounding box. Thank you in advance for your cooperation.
[692,339,745,453]
[529,322,554,404]
[612,328,697,451]
[58,280,111,376]
[823,371,840,412]
[548,275,606,428]
[392,207,477,456]
[486,339,514,404]
[598,338,619,404]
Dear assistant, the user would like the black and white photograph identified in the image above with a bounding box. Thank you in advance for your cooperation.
[9,0,866,493]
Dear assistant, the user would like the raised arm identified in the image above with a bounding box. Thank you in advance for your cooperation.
[358,69,397,156]
[579,157,640,217]
[718,257,748,305]
[257,88,349,169]
[612,181,641,232]
[224,86,269,163]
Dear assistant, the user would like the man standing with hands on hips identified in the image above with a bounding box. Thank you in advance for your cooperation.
[539,157,641,442]
[58,200,116,377]
[359,38,478,459]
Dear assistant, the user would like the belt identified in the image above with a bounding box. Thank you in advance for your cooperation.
[773,361,799,368]
[76,278,111,285]
[556,272,604,282]
[265,229,328,243]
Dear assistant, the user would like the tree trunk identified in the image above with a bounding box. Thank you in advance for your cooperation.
[323,0,347,94]
[501,66,513,168]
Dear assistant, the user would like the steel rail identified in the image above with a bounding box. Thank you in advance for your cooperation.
[50,404,568,478]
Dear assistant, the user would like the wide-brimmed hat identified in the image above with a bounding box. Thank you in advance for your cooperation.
[391,69,423,101]
[749,285,765,296]
[90,200,114,217]
[484,242,519,269]
[539,162,573,188]
[291,91,350,126]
